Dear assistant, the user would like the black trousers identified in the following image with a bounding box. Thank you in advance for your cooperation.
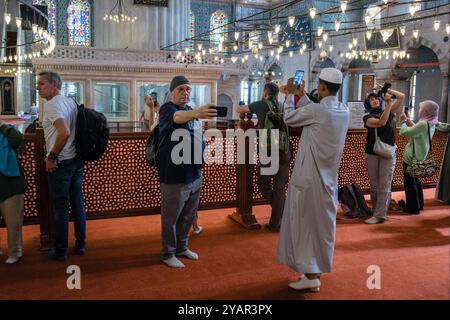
[402,162,424,213]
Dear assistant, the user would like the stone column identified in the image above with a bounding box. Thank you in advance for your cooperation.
[440,71,449,122]
[94,0,189,50]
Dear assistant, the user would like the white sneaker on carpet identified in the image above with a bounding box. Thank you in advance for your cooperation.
[289,276,321,292]
[176,249,199,260]
[5,256,22,264]
[365,217,384,224]
[162,256,185,268]
[192,226,203,235]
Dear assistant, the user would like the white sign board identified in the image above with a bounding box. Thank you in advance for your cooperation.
[347,101,367,129]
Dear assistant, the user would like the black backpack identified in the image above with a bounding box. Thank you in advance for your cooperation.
[145,124,160,166]
[75,101,109,162]
[338,183,372,218]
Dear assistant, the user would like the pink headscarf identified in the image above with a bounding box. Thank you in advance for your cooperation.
[418,100,439,126]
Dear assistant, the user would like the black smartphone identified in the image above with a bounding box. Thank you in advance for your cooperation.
[150,92,158,102]
[213,106,228,117]
[294,70,304,86]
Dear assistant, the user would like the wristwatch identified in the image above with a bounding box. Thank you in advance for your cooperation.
[47,151,58,161]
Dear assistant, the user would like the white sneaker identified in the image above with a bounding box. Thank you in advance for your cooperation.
[192,226,203,235]
[176,249,199,260]
[289,276,321,292]
[365,217,385,224]
[162,256,185,268]
[5,256,22,264]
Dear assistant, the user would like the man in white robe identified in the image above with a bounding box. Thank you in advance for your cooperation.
[276,68,349,291]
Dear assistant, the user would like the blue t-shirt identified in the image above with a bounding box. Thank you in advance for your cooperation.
[156,102,204,184]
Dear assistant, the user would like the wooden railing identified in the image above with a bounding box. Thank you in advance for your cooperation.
[17,119,448,250]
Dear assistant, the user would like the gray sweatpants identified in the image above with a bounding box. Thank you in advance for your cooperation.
[365,153,396,220]
[160,177,202,260]
[0,194,24,259]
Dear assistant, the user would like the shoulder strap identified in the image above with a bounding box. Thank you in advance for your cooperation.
[427,122,433,155]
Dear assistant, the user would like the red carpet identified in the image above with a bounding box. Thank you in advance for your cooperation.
[0,189,448,300]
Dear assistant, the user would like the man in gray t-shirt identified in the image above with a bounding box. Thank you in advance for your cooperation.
[37,71,86,261]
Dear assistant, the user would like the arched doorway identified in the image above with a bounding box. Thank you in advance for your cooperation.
[395,45,440,121]
[343,58,373,102]
[217,93,233,120]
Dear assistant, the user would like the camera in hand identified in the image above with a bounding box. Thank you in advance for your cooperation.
[377,83,391,97]
[212,106,228,117]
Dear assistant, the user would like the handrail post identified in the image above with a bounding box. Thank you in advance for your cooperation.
[228,113,260,229]
[35,126,54,251]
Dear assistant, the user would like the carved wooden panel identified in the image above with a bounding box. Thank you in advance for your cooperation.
[19,137,38,220]
[19,130,448,223]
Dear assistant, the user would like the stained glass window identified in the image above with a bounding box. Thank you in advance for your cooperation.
[67,0,91,47]
[47,0,56,36]
[210,10,228,53]
[188,10,195,51]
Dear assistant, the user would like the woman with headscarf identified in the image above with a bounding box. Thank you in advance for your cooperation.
[362,84,405,224]
[399,100,440,214]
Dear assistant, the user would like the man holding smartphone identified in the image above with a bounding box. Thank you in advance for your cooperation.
[157,75,217,268]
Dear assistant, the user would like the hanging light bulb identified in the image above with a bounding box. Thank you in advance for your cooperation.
[32,24,38,33]
[409,3,418,16]
[433,20,441,31]
[309,8,317,19]
[269,37,273,44]
[267,30,273,39]
[231,56,238,63]
[335,20,341,32]
[318,40,323,48]
[5,13,11,25]
[198,43,203,51]
[349,43,353,50]
[289,51,293,57]
[276,54,280,60]
[274,24,281,34]
[400,25,406,36]
[234,32,239,40]
[285,40,290,48]
[446,23,450,35]
[323,33,328,42]
[288,16,296,27]
[413,29,419,38]
[317,26,324,37]
[300,48,304,55]
[302,43,307,51]
[258,42,263,50]
[353,37,358,47]
[340,1,348,13]
[366,30,372,40]
[15,17,22,28]
[270,50,274,56]
[233,44,238,51]
[329,45,333,52]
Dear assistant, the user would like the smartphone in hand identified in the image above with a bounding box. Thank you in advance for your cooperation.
[294,70,304,87]
[212,106,228,117]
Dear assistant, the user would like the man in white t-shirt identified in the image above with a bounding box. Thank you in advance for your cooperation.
[37,71,86,261]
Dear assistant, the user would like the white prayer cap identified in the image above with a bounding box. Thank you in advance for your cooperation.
[319,68,343,85]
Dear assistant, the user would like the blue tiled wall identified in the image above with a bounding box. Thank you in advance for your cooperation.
[190,0,233,38]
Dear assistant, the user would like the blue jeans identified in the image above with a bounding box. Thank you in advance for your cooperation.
[48,158,86,256]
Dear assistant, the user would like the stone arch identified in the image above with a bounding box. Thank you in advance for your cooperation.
[403,35,448,73]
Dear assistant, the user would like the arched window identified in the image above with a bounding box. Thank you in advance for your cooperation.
[67,0,91,47]
[210,10,228,53]
[188,10,195,51]
[240,80,249,104]
[47,0,56,36]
